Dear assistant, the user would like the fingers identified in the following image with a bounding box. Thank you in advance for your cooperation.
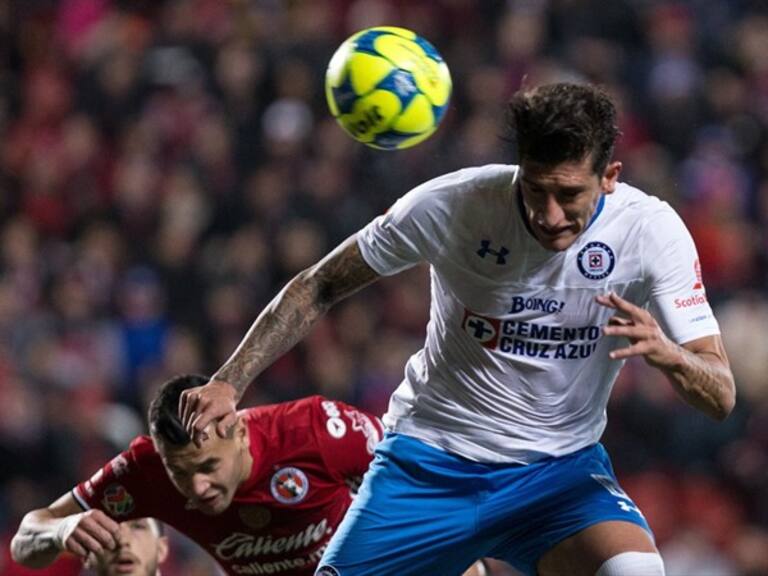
[67,534,97,558]
[66,511,120,557]
[608,341,652,360]
[596,292,641,316]
[607,292,652,321]
[84,512,120,550]
[84,552,97,569]
[595,293,617,309]
[65,536,89,558]
[603,324,654,339]
[179,380,239,446]
[189,412,211,448]
[179,388,200,432]
[216,412,237,438]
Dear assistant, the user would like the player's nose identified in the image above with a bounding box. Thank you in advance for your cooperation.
[191,474,211,497]
[116,525,131,549]
[537,193,565,227]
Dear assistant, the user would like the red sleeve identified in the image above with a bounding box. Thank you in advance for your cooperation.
[72,437,158,522]
[311,397,384,479]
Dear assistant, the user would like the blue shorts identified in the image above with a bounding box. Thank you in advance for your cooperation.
[317,433,652,576]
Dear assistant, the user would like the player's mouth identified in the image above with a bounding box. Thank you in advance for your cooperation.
[111,553,139,574]
[198,491,225,511]
[536,223,573,239]
[186,490,224,512]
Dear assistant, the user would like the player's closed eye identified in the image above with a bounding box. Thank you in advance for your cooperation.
[129,521,149,531]
[525,183,545,195]
[168,468,188,479]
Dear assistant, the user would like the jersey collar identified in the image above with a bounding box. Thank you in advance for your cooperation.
[586,193,606,230]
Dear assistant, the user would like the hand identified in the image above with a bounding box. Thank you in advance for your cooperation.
[56,510,121,559]
[596,292,682,369]
[179,379,238,447]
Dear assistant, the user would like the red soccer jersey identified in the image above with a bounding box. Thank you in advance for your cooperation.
[73,396,383,576]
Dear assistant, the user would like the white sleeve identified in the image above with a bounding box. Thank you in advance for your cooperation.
[645,208,720,344]
[357,174,453,276]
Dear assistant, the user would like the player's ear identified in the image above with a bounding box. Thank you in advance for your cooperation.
[234,417,247,443]
[601,161,622,194]
[157,536,169,564]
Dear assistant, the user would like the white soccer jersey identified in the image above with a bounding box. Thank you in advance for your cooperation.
[357,164,720,463]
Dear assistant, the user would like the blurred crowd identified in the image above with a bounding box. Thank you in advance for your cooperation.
[1,0,767,574]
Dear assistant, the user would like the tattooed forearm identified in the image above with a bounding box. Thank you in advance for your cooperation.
[11,530,61,567]
[214,235,380,396]
[663,347,736,421]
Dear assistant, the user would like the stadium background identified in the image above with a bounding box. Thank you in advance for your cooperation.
[1,1,767,574]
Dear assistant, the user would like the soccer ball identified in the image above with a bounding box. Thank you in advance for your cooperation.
[325,26,452,150]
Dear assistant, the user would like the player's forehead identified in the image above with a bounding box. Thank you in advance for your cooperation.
[119,518,157,541]
[125,517,153,529]
[520,155,598,187]
[158,433,230,467]
[126,517,161,532]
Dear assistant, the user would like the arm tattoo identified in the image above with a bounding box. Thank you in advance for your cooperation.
[215,236,380,395]
[665,347,735,421]
[12,531,57,556]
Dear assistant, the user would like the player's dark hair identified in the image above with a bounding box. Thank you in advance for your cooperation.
[506,82,620,175]
[148,374,208,446]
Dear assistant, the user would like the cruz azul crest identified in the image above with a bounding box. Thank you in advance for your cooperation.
[577,241,615,280]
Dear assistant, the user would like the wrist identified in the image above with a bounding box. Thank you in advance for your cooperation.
[656,340,687,373]
[669,344,686,369]
[52,514,82,550]
[210,372,242,400]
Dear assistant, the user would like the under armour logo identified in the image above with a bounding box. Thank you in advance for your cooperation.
[477,240,509,265]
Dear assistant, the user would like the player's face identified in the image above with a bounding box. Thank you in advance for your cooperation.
[158,419,252,515]
[519,155,622,251]
[94,518,168,576]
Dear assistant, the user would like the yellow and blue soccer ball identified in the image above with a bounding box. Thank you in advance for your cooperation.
[325,26,452,150]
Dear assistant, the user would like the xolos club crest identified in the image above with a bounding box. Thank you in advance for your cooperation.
[270,467,309,504]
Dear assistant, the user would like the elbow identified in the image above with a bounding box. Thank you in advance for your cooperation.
[10,533,56,569]
[10,512,57,568]
[10,534,22,564]
[10,533,31,567]
[295,267,334,311]
[712,379,737,422]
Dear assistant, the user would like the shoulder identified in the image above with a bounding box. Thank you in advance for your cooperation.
[437,164,518,186]
[239,397,337,468]
[413,164,518,199]
[390,164,518,222]
[128,435,159,462]
[609,182,667,212]
[239,396,376,442]
[607,182,685,232]
[123,436,168,480]
[240,396,321,422]
[239,397,323,438]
